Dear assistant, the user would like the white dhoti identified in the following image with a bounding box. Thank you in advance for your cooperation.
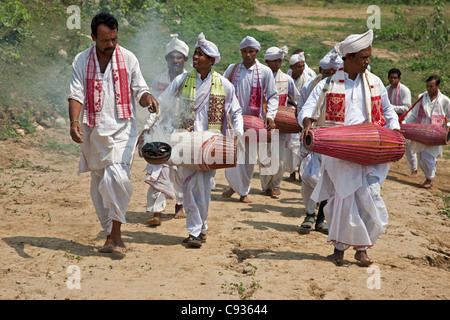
[311,156,389,250]
[411,142,440,181]
[259,138,284,192]
[90,163,133,235]
[299,143,322,214]
[145,164,183,213]
[179,167,216,237]
[283,133,301,174]
[404,140,418,173]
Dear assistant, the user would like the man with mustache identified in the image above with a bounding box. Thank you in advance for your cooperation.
[68,13,158,254]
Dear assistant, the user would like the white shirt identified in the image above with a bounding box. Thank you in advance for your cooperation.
[223,60,279,120]
[299,72,400,131]
[68,45,150,172]
[386,83,412,115]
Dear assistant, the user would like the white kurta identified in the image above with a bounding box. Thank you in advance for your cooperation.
[405,91,450,179]
[68,45,150,234]
[299,71,400,250]
[158,70,243,237]
[386,83,417,172]
[223,60,279,196]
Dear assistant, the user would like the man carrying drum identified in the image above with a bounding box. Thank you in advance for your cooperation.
[221,36,279,203]
[156,33,243,248]
[299,30,401,266]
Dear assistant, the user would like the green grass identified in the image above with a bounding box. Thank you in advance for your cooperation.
[0,0,448,139]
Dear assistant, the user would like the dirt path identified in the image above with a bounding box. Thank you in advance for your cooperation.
[0,126,448,300]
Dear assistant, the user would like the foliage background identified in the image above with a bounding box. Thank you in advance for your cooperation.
[0,0,448,139]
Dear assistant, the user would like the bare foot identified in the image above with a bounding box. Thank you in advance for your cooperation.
[222,188,235,198]
[174,204,186,219]
[327,248,345,266]
[98,236,114,253]
[239,195,252,203]
[421,179,433,189]
[147,212,162,226]
[354,250,373,266]
[410,170,418,177]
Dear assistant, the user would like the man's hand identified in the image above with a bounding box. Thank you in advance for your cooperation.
[70,120,83,144]
[140,93,159,114]
[300,117,317,141]
[264,117,276,130]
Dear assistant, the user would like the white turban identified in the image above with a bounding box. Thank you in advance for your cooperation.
[319,49,343,70]
[335,29,373,57]
[239,36,261,51]
[264,46,288,61]
[166,34,189,58]
[289,52,305,66]
[194,32,221,64]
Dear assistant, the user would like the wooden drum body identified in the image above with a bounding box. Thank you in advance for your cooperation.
[274,105,302,134]
[303,123,405,165]
[170,131,237,171]
[400,123,450,146]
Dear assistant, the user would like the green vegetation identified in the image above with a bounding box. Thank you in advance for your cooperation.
[0,0,448,139]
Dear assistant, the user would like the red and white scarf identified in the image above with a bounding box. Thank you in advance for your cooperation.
[230,62,262,117]
[275,70,289,107]
[325,68,385,126]
[84,45,131,127]
[416,91,447,126]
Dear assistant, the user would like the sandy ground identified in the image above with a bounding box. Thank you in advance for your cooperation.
[0,124,449,301]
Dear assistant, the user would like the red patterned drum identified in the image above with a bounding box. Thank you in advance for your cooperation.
[400,123,450,146]
[274,105,302,134]
[303,123,405,165]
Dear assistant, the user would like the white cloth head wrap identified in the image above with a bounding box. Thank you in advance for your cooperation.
[239,36,261,51]
[194,32,221,64]
[319,49,343,70]
[166,34,189,58]
[289,52,305,66]
[264,46,288,61]
[335,29,373,57]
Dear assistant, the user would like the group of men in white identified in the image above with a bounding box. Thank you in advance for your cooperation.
[68,13,450,266]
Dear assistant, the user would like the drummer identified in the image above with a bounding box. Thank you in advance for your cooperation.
[299,30,400,266]
[156,33,243,248]
[404,75,450,189]
[262,46,300,197]
[221,36,279,203]
[297,49,342,234]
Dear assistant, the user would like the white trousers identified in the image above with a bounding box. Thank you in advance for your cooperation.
[417,150,436,180]
[90,163,133,235]
[225,139,281,196]
[405,140,417,172]
[179,167,216,237]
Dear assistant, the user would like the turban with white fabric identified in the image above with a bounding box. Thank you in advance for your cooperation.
[335,29,373,57]
[264,46,288,61]
[239,36,261,51]
[166,34,189,58]
[319,49,343,70]
[289,52,305,66]
[194,32,221,64]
